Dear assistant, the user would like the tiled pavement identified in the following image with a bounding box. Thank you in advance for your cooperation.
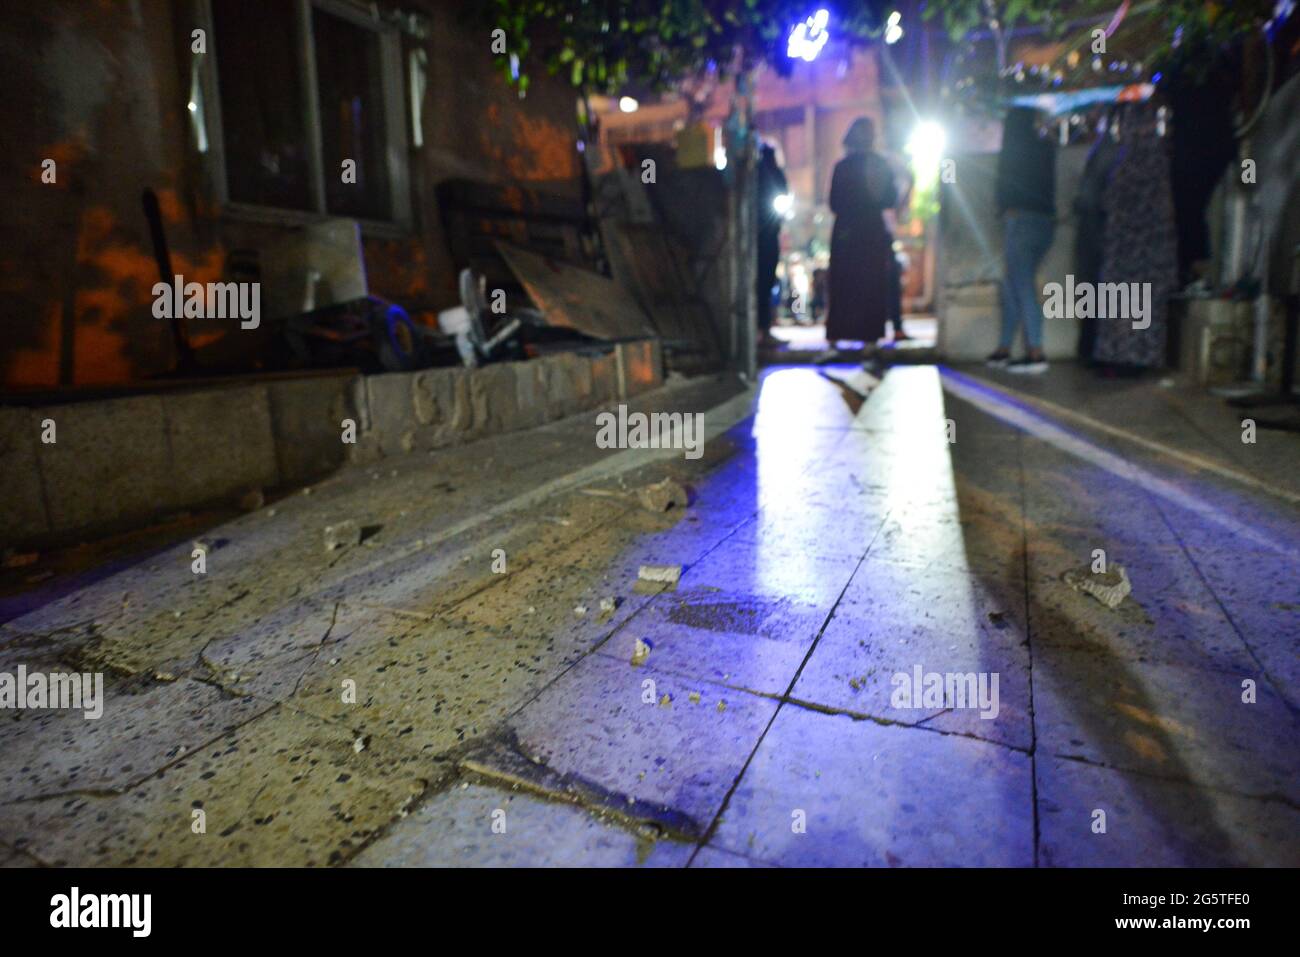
[1,364,1296,866]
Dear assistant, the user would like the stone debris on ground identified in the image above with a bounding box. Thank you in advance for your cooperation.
[578,487,625,499]
[818,368,881,402]
[636,563,682,593]
[4,365,1296,870]
[631,637,652,666]
[238,488,265,511]
[324,520,363,551]
[1062,562,1132,609]
[634,477,690,512]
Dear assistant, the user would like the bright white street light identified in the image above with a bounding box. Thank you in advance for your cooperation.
[906,120,947,171]
[787,9,831,62]
[906,119,947,204]
[885,11,903,45]
[618,96,639,113]
[773,193,794,218]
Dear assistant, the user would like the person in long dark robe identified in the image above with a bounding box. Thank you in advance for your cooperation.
[826,117,897,347]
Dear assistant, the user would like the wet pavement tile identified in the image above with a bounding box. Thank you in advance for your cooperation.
[1024,551,1257,674]
[289,618,568,758]
[1032,645,1300,801]
[1178,547,1300,704]
[793,558,1031,749]
[489,653,779,837]
[712,705,1033,867]
[866,510,1026,580]
[351,782,692,867]
[730,500,887,561]
[0,675,267,802]
[0,704,427,866]
[1036,754,1300,867]
[596,587,827,695]
[680,540,861,607]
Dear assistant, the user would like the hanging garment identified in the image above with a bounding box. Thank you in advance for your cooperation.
[1073,123,1121,360]
[1093,104,1179,368]
[1164,52,1238,282]
[826,150,897,343]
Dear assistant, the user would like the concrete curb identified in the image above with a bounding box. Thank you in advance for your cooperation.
[0,340,662,550]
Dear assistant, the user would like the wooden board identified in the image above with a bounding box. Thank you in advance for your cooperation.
[496,242,656,341]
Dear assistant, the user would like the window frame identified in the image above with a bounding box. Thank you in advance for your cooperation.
[195,0,413,236]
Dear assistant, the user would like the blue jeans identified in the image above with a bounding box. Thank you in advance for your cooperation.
[999,210,1055,351]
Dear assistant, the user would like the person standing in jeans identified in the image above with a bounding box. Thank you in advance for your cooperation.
[988,107,1056,374]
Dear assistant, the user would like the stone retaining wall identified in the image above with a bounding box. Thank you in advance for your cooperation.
[0,340,661,549]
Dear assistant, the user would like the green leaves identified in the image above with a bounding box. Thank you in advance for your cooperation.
[483,1,887,95]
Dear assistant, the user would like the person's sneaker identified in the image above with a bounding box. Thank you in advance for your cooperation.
[986,351,1011,368]
[1007,356,1049,374]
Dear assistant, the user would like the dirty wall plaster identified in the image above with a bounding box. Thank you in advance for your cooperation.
[0,0,583,389]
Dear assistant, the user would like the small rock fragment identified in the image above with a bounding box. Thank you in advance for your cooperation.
[574,604,588,617]
[324,520,362,551]
[238,488,265,511]
[716,700,726,712]
[353,736,368,754]
[599,596,617,613]
[1062,563,1132,609]
[635,477,690,512]
[579,487,624,499]
[658,693,672,708]
[636,564,682,594]
[688,691,701,704]
[631,637,652,666]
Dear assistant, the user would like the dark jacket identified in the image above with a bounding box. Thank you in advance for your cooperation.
[997,107,1056,216]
